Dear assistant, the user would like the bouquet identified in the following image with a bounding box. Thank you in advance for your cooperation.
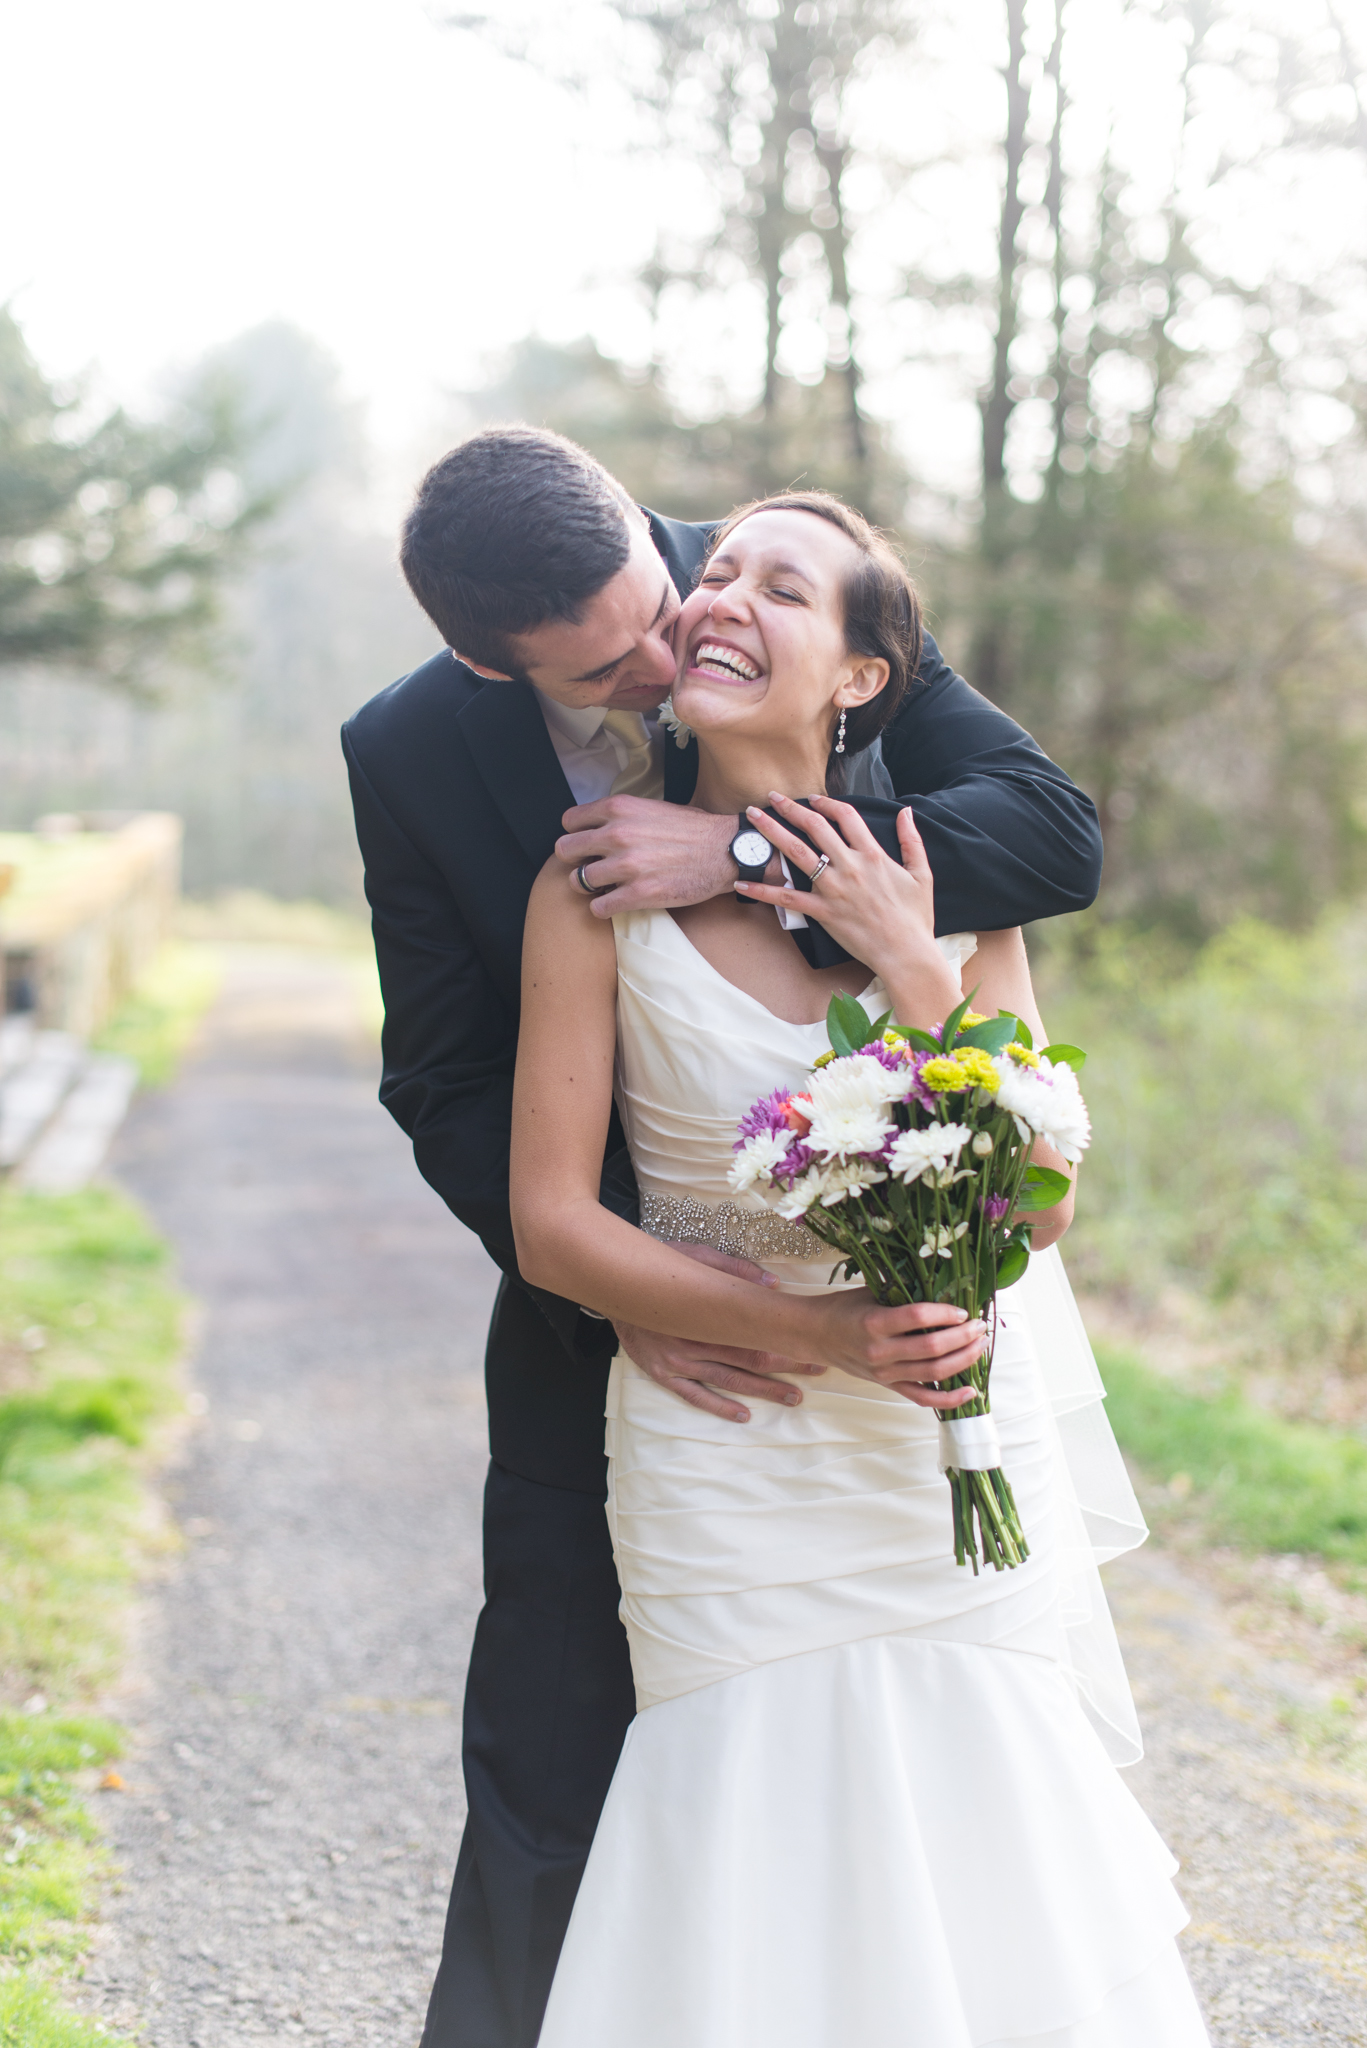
[729,992,1091,1574]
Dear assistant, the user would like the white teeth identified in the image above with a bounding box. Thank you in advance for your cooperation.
[695,642,760,681]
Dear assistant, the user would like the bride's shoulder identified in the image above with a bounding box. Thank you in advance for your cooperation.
[524,856,617,973]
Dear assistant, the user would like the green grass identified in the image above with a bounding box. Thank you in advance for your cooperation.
[91,940,221,1087]
[0,1971,132,2047]
[1099,1340,1367,1563]
[0,1186,184,2028]
[0,1713,123,1970]
[1035,911,1367,1381]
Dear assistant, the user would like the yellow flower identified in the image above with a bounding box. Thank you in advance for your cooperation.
[920,1056,969,1093]
[1006,1042,1040,1069]
[955,1011,988,1030]
[813,1048,836,1069]
[956,1047,1000,1092]
[881,1028,909,1052]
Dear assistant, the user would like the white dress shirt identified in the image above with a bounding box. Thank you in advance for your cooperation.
[533,690,662,806]
[532,686,808,925]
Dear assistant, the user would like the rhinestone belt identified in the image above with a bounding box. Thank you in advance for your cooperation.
[640,1190,828,1263]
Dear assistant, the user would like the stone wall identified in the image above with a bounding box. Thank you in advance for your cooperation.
[0,813,182,1037]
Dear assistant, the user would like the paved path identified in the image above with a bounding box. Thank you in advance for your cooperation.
[75,948,1367,2047]
[79,948,498,2045]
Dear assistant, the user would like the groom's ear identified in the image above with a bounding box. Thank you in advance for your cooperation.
[455,651,516,682]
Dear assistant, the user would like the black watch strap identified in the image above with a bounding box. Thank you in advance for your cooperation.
[730,810,772,887]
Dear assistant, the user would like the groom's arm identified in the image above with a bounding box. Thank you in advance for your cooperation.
[558,630,1101,933]
[873,630,1102,932]
[649,511,1101,925]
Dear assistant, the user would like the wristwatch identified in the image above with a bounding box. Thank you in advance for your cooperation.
[730,813,772,899]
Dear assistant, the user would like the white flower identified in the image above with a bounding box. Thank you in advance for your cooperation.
[971,1130,994,1156]
[727,1130,792,1194]
[774,1168,830,1220]
[656,696,694,749]
[817,1160,888,1207]
[991,1055,1091,1163]
[1029,1058,1091,1161]
[919,1220,970,1259]
[886,1121,973,1184]
[809,1054,908,1109]
[803,1059,900,1162]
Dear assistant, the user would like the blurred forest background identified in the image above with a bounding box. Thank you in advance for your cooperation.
[3,0,1367,1406]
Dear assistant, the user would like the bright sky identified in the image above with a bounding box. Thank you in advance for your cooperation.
[2,0,653,455]
[5,0,1362,512]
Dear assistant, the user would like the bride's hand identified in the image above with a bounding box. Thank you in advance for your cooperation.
[806,1291,986,1408]
[737,795,961,1023]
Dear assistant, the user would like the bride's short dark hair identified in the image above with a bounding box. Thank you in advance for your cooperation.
[701,491,922,792]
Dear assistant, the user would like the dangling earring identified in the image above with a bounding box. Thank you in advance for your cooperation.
[835,707,847,755]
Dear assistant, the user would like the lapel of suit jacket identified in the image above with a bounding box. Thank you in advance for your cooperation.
[457,674,574,869]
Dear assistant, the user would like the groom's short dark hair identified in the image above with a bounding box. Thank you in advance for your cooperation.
[400,426,639,671]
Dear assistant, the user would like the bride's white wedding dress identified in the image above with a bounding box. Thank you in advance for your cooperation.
[538,912,1209,2047]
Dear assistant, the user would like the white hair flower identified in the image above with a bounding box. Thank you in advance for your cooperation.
[656,697,694,748]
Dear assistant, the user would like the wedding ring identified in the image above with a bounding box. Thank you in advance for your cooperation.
[576,862,609,896]
[809,854,831,884]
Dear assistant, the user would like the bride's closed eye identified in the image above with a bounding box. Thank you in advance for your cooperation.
[698,573,805,604]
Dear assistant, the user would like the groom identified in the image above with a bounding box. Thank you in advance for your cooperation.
[342,427,1102,2048]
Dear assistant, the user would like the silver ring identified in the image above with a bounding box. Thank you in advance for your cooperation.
[809,854,831,884]
[576,862,608,896]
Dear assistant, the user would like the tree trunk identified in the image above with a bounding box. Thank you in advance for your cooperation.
[816,135,869,484]
[1044,1,1068,497]
[973,0,1030,701]
[980,0,1029,497]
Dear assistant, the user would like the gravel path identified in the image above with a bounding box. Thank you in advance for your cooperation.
[78,947,497,2045]
[1107,1545,1367,2045]
[73,947,1367,2047]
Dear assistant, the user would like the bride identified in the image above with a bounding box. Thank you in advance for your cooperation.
[509,491,1209,2046]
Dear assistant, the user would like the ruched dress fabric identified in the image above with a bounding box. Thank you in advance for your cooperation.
[537,910,1209,2048]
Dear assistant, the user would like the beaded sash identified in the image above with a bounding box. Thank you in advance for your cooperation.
[640,1190,829,1263]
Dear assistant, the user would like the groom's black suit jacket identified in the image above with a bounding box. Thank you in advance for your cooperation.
[343,510,1102,1497]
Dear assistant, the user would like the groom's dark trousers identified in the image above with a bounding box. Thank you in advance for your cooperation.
[342,510,1103,2048]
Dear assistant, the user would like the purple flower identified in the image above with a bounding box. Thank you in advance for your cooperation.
[852,1040,905,1073]
[901,1052,938,1113]
[736,1088,796,1149]
[980,1193,1012,1225]
[777,1139,815,1183]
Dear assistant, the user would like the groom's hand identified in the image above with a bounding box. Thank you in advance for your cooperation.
[557,798,765,914]
[613,1241,824,1425]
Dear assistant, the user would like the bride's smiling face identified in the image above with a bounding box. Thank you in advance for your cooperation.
[672,510,886,756]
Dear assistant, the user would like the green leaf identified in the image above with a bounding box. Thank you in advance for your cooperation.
[900,1027,941,1055]
[869,1009,893,1037]
[941,994,972,1047]
[995,1239,1030,1290]
[1010,1015,1033,1050]
[956,1016,1018,1055]
[826,991,874,1057]
[1014,1165,1072,1211]
[1040,1042,1086,1071]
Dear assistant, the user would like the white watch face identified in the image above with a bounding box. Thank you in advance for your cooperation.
[732,829,772,869]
